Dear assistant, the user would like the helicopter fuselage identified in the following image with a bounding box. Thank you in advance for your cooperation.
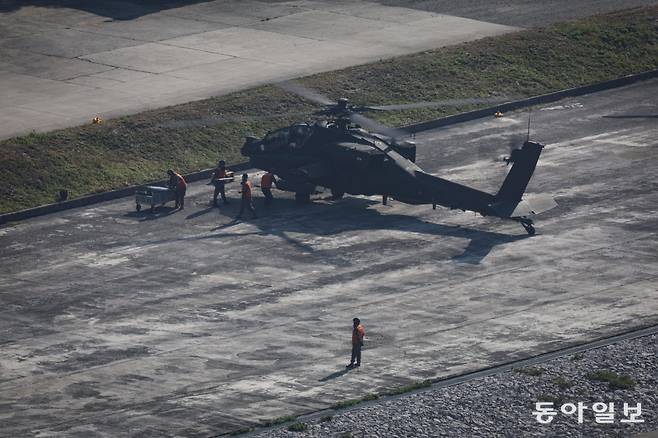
[242,121,419,198]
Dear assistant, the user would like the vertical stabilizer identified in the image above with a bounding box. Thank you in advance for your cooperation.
[495,141,544,202]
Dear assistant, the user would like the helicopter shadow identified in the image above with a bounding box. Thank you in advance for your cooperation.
[318,367,352,382]
[196,196,529,265]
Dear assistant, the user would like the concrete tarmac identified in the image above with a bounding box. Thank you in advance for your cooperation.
[2,0,656,141]
[1,79,657,436]
[0,0,517,140]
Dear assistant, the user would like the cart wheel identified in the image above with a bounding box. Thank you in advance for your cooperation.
[136,203,141,212]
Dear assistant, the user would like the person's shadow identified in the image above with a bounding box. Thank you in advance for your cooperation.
[319,367,353,382]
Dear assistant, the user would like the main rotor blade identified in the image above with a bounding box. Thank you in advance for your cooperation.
[349,113,407,139]
[366,97,512,111]
[159,111,311,129]
[277,81,336,106]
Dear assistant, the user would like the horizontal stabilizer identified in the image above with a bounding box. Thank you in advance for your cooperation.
[490,194,557,219]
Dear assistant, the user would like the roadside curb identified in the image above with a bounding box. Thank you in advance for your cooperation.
[2,69,656,225]
[0,162,251,225]
[401,69,658,133]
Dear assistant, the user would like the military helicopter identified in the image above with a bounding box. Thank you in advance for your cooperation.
[240,83,556,235]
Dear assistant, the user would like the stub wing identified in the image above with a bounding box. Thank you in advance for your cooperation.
[294,161,332,179]
[274,160,330,194]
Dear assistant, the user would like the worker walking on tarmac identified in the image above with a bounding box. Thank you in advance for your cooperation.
[167,169,187,210]
[210,160,232,207]
[347,317,365,368]
[237,173,257,219]
[260,171,276,207]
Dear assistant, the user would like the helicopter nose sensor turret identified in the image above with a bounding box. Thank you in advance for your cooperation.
[241,136,261,156]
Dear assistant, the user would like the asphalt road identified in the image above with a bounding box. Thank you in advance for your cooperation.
[1,79,657,436]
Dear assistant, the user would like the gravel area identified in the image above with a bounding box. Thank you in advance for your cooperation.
[255,334,657,438]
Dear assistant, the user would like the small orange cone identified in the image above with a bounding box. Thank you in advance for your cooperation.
[92,116,103,124]
[494,111,504,118]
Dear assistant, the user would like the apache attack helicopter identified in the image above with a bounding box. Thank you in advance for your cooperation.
[240,83,556,235]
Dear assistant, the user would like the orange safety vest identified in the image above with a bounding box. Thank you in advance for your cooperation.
[261,173,273,189]
[171,172,186,189]
[216,168,227,179]
[352,324,365,344]
[242,180,252,199]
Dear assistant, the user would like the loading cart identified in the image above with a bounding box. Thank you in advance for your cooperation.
[135,185,176,212]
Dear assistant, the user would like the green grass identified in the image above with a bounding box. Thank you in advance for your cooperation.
[587,370,636,390]
[553,376,573,389]
[513,367,545,377]
[331,398,361,410]
[260,415,297,427]
[1,6,657,214]
[571,353,586,361]
[228,427,253,436]
[287,422,307,432]
[384,379,432,396]
[330,393,378,411]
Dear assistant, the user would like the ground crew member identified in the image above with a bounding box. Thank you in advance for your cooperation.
[236,173,257,219]
[347,317,365,368]
[167,169,187,210]
[260,171,276,207]
[210,160,231,207]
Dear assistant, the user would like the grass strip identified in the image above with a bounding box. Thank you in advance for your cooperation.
[384,379,433,396]
[587,370,636,390]
[1,7,656,214]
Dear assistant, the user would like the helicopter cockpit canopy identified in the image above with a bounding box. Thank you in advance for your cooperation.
[261,124,313,152]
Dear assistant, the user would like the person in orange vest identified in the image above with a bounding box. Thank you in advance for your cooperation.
[260,171,276,207]
[210,160,232,207]
[347,317,365,368]
[236,173,257,219]
[167,169,187,210]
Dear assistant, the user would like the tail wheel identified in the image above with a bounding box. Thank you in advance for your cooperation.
[522,221,536,236]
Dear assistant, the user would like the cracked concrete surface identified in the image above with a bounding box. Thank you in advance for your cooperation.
[0,0,519,140]
[1,80,657,436]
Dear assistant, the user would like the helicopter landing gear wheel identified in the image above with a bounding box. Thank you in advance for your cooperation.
[522,221,536,236]
[295,192,311,204]
[330,189,344,200]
